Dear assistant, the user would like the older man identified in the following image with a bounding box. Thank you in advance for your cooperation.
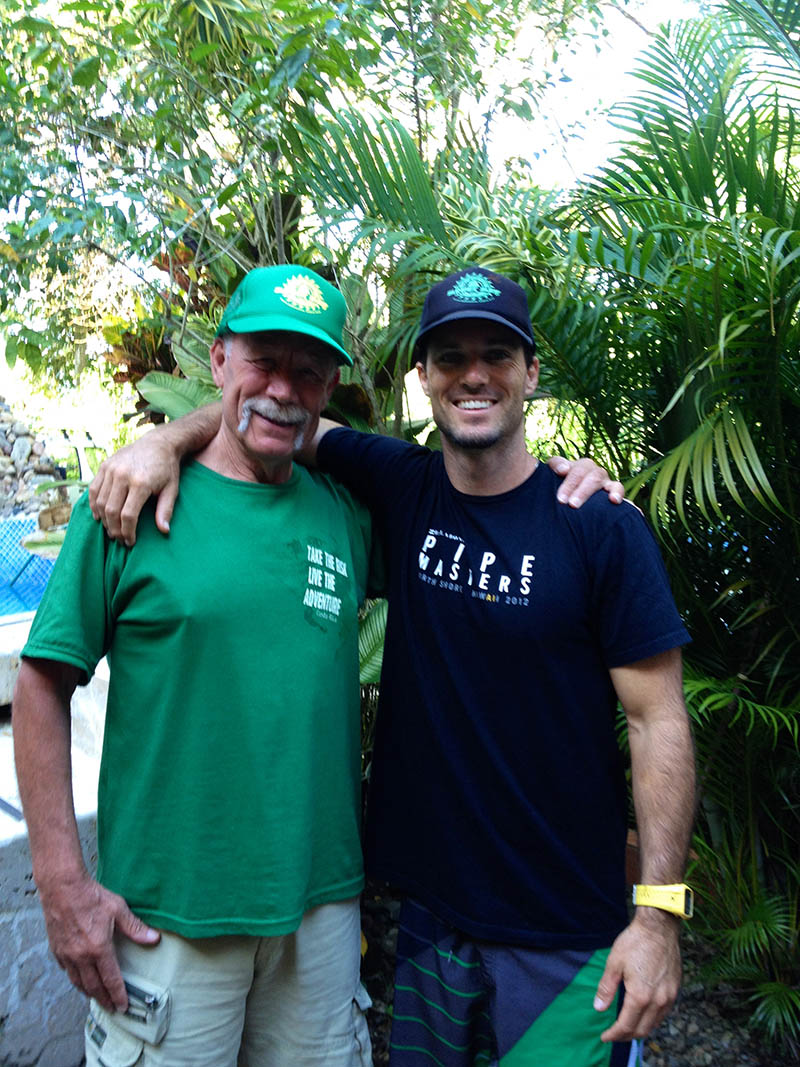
[13,265,375,1066]
[90,267,695,1067]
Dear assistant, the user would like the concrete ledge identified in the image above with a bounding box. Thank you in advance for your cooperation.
[0,613,35,707]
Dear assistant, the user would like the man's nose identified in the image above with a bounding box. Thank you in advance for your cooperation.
[265,368,297,402]
[462,358,489,386]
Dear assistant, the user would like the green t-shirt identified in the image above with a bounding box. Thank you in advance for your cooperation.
[23,460,373,938]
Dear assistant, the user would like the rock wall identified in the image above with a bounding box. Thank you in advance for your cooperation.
[0,399,62,520]
[0,818,96,1067]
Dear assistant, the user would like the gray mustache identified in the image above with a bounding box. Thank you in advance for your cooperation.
[238,397,310,434]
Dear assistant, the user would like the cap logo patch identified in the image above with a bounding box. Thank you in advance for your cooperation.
[274,274,329,315]
[447,272,500,304]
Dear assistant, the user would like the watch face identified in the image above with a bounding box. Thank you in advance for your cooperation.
[683,887,694,919]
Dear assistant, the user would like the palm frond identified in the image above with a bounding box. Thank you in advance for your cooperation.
[358,597,387,685]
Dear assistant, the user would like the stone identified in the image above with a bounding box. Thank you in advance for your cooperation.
[12,421,28,436]
[38,503,72,530]
[11,435,32,468]
[32,441,44,456]
[0,1014,46,1065]
[17,949,46,999]
[43,980,89,1032]
[0,922,16,1011]
[15,913,46,952]
[38,1030,86,1067]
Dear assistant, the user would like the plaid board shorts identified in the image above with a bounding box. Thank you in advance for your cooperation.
[389,897,643,1067]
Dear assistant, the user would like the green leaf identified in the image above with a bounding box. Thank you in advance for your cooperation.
[17,16,57,34]
[172,335,215,385]
[51,219,85,243]
[72,56,102,88]
[3,334,18,369]
[271,46,312,91]
[137,373,220,420]
[26,214,55,240]
[189,42,221,63]
[216,180,239,208]
[358,598,387,684]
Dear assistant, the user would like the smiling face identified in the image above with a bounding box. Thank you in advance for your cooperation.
[417,320,539,454]
[210,330,339,482]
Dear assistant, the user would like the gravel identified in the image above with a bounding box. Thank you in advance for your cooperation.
[360,888,794,1067]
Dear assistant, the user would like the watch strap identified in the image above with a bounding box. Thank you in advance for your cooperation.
[632,883,694,919]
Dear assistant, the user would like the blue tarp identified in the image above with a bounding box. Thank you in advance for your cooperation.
[0,515,55,616]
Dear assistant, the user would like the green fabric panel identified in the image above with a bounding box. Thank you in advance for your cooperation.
[500,948,616,1066]
[24,461,373,937]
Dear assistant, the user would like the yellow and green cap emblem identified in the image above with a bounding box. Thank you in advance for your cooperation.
[217,264,352,365]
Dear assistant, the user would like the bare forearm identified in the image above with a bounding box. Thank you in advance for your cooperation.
[155,402,222,455]
[13,659,160,1009]
[595,653,693,1038]
[612,649,696,884]
[629,709,695,884]
[12,660,85,887]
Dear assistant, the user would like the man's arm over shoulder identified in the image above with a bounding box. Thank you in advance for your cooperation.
[90,403,627,542]
[12,658,159,1012]
[315,423,626,511]
[594,647,696,1042]
[89,403,222,545]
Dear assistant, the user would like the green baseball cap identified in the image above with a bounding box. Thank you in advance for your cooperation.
[216,264,353,365]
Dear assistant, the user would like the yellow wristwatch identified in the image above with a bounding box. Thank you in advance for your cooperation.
[632,883,694,919]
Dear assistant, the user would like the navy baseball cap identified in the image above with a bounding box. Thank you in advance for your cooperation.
[415,268,536,353]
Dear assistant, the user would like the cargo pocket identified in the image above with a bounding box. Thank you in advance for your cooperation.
[85,976,170,1067]
[85,1002,144,1067]
[353,982,373,1067]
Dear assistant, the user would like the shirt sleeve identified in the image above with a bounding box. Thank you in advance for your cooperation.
[588,501,691,668]
[22,493,119,684]
[317,427,429,522]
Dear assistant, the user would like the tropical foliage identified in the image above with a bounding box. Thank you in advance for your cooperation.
[0,0,610,395]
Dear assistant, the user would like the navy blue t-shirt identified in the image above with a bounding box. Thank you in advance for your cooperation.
[318,429,690,949]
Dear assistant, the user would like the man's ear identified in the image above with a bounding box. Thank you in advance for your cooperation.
[209,338,226,389]
[524,356,540,399]
[416,360,430,397]
[324,368,341,404]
